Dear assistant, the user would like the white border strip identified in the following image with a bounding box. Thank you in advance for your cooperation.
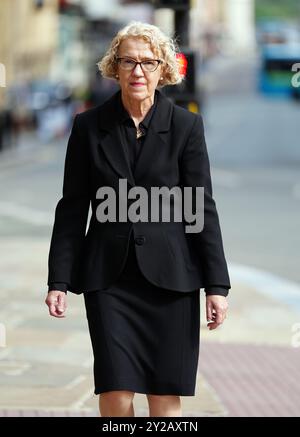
[229,262,300,311]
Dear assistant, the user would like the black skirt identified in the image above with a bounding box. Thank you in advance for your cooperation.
[83,233,200,396]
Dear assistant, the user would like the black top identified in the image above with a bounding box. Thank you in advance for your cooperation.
[49,91,228,297]
[117,90,157,176]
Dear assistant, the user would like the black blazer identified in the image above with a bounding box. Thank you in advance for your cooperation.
[47,89,231,294]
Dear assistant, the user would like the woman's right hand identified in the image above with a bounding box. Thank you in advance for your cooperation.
[45,290,67,318]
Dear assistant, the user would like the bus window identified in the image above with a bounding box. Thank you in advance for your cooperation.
[259,44,300,96]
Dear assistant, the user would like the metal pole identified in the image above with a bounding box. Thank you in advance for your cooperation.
[174,9,190,48]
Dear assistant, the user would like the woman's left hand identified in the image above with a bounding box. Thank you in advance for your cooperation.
[206,295,228,330]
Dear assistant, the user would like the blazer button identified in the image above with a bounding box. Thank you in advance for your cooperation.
[134,236,146,246]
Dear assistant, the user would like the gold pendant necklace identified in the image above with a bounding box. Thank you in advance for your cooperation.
[136,127,143,139]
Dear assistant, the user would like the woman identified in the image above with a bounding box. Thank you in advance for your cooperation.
[45,21,231,417]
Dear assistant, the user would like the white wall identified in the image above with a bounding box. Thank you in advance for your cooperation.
[223,0,256,54]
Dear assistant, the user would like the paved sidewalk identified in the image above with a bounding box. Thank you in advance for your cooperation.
[0,238,300,417]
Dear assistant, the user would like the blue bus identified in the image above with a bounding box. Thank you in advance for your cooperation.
[259,44,300,97]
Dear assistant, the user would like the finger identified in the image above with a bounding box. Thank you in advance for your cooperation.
[55,302,65,315]
[208,316,224,330]
[50,310,65,318]
[48,304,59,316]
[57,293,65,306]
[208,322,219,330]
[59,293,68,311]
[207,311,223,328]
[206,301,213,322]
[208,318,223,329]
[49,294,66,314]
[215,311,224,324]
[48,304,65,318]
[45,297,55,307]
[56,298,65,313]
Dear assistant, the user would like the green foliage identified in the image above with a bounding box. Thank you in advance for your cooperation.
[256,0,300,19]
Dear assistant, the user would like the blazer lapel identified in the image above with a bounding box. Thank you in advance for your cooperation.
[97,91,135,187]
[96,89,173,188]
[134,90,173,184]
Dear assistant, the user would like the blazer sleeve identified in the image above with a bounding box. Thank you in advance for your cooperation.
[47,114,90,288]
[205,286,229,297]
[180,114,231,292]
[48,282,68,294]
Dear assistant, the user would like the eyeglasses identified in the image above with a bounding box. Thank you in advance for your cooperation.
[116,57,162,72]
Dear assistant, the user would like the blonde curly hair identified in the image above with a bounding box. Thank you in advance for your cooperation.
[97,21,184,87]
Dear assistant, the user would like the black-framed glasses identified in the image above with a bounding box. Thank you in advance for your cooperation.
[116,57,162,72]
